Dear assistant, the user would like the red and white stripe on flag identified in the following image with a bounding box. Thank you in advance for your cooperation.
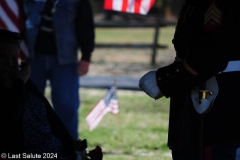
[0,0,29,60]
[104,0,156,15]
[86,86,119,131]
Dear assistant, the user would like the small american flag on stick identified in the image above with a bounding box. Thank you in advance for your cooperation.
[86,85,119,131]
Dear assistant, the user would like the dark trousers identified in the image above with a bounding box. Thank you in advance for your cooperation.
[171,142,240,160]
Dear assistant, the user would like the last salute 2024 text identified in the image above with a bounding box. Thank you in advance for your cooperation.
[7,153,58,159]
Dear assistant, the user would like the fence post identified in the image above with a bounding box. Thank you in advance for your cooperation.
[151,13,161,66]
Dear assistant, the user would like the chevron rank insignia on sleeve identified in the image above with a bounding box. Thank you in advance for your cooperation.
[204,0,222,31]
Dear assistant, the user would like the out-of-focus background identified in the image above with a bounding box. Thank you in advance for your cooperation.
[81,0,183,89]
[71,1,181,160]
[54,0,183,159]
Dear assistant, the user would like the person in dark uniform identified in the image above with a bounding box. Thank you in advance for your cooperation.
[139,0,240,159]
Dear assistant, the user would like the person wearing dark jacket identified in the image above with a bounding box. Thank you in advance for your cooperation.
[22,0,95,140]
[0,29,102,160]
[139,0,240,159]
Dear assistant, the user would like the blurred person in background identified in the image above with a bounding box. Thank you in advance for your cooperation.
[139,0,240,160]
[22,0,95,140]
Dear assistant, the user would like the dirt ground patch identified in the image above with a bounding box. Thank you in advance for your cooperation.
[88,47,176,77]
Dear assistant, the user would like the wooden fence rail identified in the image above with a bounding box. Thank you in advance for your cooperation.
[94,13,173,65]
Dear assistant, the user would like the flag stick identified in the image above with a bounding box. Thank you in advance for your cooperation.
[113,79,125,147]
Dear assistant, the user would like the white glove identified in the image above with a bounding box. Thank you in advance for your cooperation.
[139,71,163,99]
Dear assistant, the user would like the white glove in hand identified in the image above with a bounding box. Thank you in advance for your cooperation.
[139,71,163,99]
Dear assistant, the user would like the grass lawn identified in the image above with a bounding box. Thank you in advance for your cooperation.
[44,88,172,160]
[79,89,172,160]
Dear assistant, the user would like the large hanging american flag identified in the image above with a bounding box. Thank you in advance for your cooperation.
[86,85,119,131]
[0,0,29,60]
[104,0,156,15]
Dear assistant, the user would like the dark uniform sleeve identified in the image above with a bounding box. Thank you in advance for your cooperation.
[75,0,95,62]
[156,0,239,98]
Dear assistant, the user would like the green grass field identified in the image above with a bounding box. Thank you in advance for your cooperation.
[45,88,172,160]
[78,89,171,160]
[95,26,175,45]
